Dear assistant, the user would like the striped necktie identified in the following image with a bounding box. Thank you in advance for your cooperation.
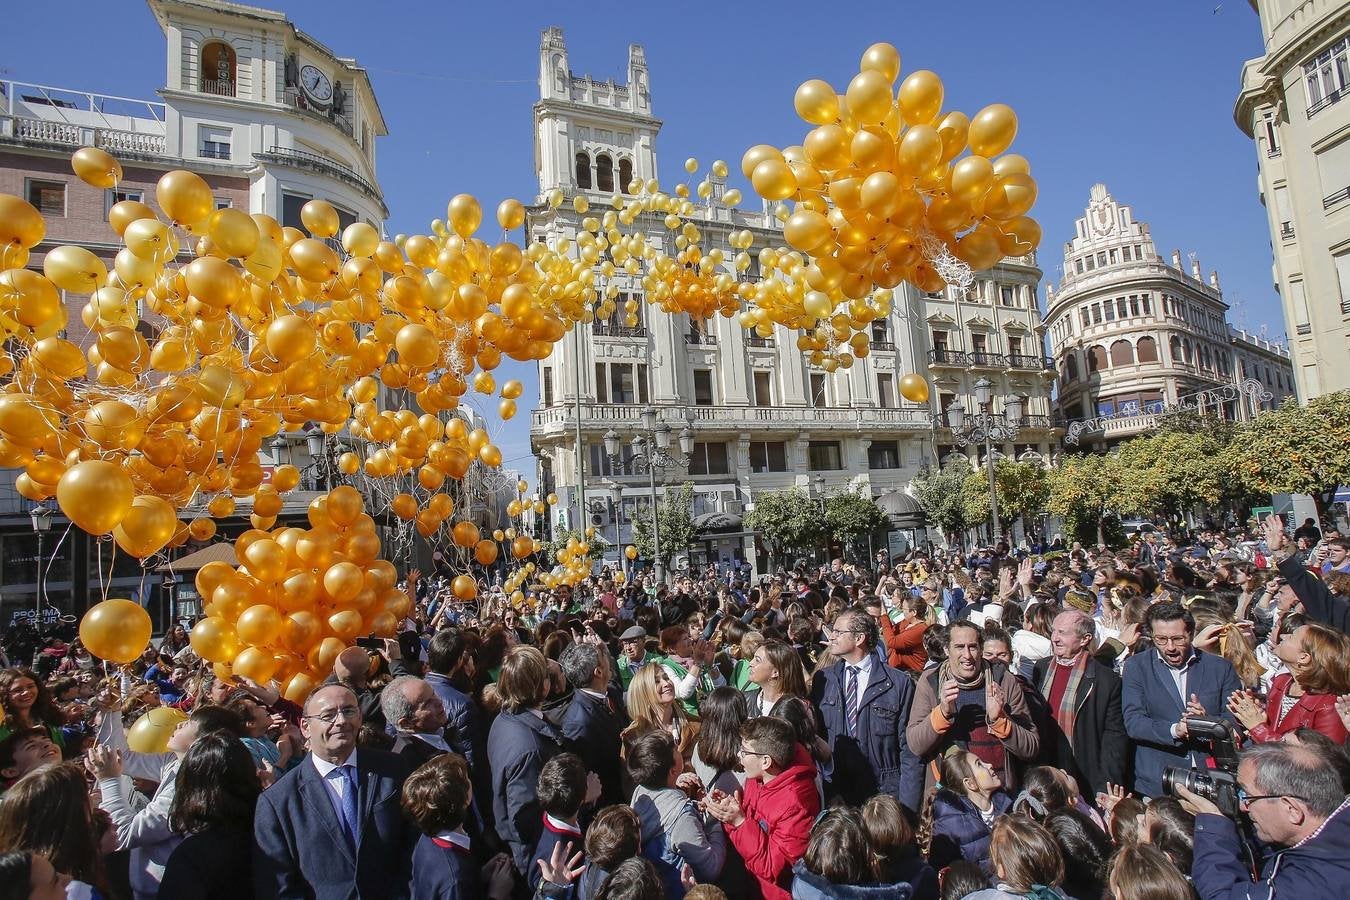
[846,666,860,736]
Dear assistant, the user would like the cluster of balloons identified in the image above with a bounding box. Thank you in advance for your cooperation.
[186,485,412,700]
[737,42,1041,373]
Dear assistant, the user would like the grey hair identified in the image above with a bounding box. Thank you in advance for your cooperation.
[379,675,420,729]
[1060,609,1095,641]
[1242,741,1346,817]
[559,642,603,690]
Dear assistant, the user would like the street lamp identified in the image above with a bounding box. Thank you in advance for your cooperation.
[941,377,1025,546]
[29,504,52,620]
[811,474,828,565]
[602,406,693,585]
[604,479,624,575]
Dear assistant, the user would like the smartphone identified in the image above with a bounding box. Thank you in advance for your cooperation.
[355,636,383,650]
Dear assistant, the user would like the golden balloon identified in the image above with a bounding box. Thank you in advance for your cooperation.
[79,598,152,663]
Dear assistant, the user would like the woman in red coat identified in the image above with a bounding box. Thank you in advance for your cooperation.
[1228,621,1350,744]
[875,586,930,674]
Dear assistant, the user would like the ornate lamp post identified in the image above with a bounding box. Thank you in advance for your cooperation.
[602,406,693,585]
[943,377,1024,545]
[603,479,625,576]
[29,504,52,621]
[812,473,828,565]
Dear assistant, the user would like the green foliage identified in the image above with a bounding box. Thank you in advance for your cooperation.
[961,458,1050,531]
[911,456,972,539]
[744,488,823,562]
[1227,392,1350,499]
[823,491,888,540]
[630,482,696,567]
[1047,454,1123,545]
[1112,429,1232,517]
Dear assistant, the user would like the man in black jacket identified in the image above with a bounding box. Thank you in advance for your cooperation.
[1267,513,1350,633]
[1031,610,1128,798]
[558,641,627,807]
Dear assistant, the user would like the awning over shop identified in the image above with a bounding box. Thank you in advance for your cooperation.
[154,542,237,573]
[693,511,743,534]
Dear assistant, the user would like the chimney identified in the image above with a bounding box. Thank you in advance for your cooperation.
[1209,270,1220,290]
[1171,249,1182,270]
[1191,255,1202,280]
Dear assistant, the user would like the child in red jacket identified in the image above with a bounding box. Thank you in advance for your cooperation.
[704,717,821,900]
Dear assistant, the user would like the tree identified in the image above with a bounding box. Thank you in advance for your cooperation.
[630,482,696,572]
[1228,392,1350,504]
[743,488,823,568]
[961,458,1050,541]
[1047,453,1123,545]
[542,528,607,563]
[1112,429,1231,521]
[911,456,972,544]
[824,491,888,559]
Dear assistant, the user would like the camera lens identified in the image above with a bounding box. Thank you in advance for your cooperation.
[1164,766,1216,802]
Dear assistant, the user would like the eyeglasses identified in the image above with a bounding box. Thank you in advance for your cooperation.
[1237,787,1307,808]
[822,625,865,638]
[1152,635,1190,647]
[304,705,361,724]
[737,746,768,759]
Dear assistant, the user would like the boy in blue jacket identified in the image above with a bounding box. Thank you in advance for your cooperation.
[402,753,514,900]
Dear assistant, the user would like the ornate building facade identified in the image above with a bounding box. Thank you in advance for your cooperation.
[1044,185,1295,450]
[526,28,1057,571]
[1235,0,1350,399]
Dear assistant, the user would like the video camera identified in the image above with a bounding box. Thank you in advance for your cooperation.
[1162,715,1242,817]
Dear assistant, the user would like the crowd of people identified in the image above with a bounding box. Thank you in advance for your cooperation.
[1,511,1349,900]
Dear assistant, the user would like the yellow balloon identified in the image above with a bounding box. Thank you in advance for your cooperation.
[126,707,188,753]
[496,198,526,230]
[859,43,902,83]
[80,599,153,663]
[71,147,123,189]
[0,193,46,249]
[899,373,930,404]
[446,194,482,238]
[784,210,832,253]
[156,170,214,227]
[750,158,798,201]
[300,199,341,238]
[191,616,241,664]
[950,155,996,202]
[968,104,1019,158]
[845,70,893,125]
[43,245,107,294]
[342,222,380,258]
[112,495,178,559]
[207,207,260,258]
[57,460,134,536]
[898,70,944,126]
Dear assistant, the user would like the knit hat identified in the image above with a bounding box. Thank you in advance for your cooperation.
[1064,588,1096,615]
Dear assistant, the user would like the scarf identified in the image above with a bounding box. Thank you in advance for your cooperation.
[1039,653,1089,748]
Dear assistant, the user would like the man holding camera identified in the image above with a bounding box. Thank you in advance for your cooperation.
[1178,742,1350,899]
[1121,601,1243,798]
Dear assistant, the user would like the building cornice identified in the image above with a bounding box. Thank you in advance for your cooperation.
[533,98,662,130]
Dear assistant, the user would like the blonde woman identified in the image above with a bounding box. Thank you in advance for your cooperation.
[623,662,698,760]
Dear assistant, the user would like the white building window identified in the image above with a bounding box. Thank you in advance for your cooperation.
[1316,138,1350,208]
[1335,254,1350,316]
[25,179,65,216]
[876,373,895,409]
[1288,280,1311,335]
[199,125,232,161]
[106,187,143,215]
[1305,38,1349,115]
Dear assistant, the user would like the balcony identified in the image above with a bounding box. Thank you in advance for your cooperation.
[685,332,717,346]
[1324,186,1350,210]
[1308,87,1345,119]
[1,114,166,156]
[928,348,967,367]
[968,351,1005,368]
[1280,221,1295,239]
[870,341,897,352]
[201,79,236,98]
[1007,354,1055,372]
[531,402,935,437]
[254,145,384,209]
[591,322,647,338]
[745,334,775,348]
[1267,146,1282,159]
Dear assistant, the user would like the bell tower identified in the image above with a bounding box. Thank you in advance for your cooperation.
[532,27,661,200]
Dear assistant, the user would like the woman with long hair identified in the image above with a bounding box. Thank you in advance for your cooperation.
[690,686,746,798]
[966,815,1068,900]
[0,762,106,896]
[1228,620,1350,743]
[158,732,261,900]
[1105,843,1191,900]
[622,662,697,760]
[744,640,808,718]
[862,794,939,900]
[0,669,66,754]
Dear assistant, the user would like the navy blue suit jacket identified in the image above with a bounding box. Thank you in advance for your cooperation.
[487,709,562,874]
[253,748,416,900]
[560,688,626,807]
[811,659,923,815]
[1121,647,1242,798]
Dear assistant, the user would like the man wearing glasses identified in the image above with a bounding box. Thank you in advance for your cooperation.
[809,606,923,815]
[1178,742,1350,898]
[255,684,417,899]
[1121,601,1243,798]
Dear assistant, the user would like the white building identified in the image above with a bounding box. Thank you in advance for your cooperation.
[526,28,1057,571]
[1235,0,1350,399]
[1044,185,1295,449]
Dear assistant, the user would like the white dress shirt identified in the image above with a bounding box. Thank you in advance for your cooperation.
[844,653,875,712]
[311,749,359,826]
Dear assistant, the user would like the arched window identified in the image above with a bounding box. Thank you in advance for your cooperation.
[1183,338,1193,363]
[1136,336,1158,363]
[595,154,614,192]
[618,158,634,193]
[201,42,236,96]
[1169,335,1183,365]
[575,152,592,189]
[1064,353,1079,381]
[1110,339,1134,367]
[1088,345,1107,373]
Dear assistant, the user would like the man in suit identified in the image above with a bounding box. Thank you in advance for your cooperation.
[558,641,627,807]
[422,629,479,767]
[1122,601,1244,798]
[1032,610,1127,798]
[254,683,417,899]
[382,675,452,770]
[810,605,924,816]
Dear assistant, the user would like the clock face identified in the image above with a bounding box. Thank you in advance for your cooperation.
[299,64,333,102]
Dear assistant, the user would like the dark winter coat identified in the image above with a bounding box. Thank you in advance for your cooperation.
[927,789,1014,876]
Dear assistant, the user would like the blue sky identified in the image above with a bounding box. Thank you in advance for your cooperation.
[4,1,1283,473]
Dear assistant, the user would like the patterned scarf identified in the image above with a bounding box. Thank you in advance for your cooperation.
[1039,653,1089,748]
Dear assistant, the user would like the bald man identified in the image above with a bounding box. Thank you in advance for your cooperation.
[328,646,386,729]
[254,683,416,899]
